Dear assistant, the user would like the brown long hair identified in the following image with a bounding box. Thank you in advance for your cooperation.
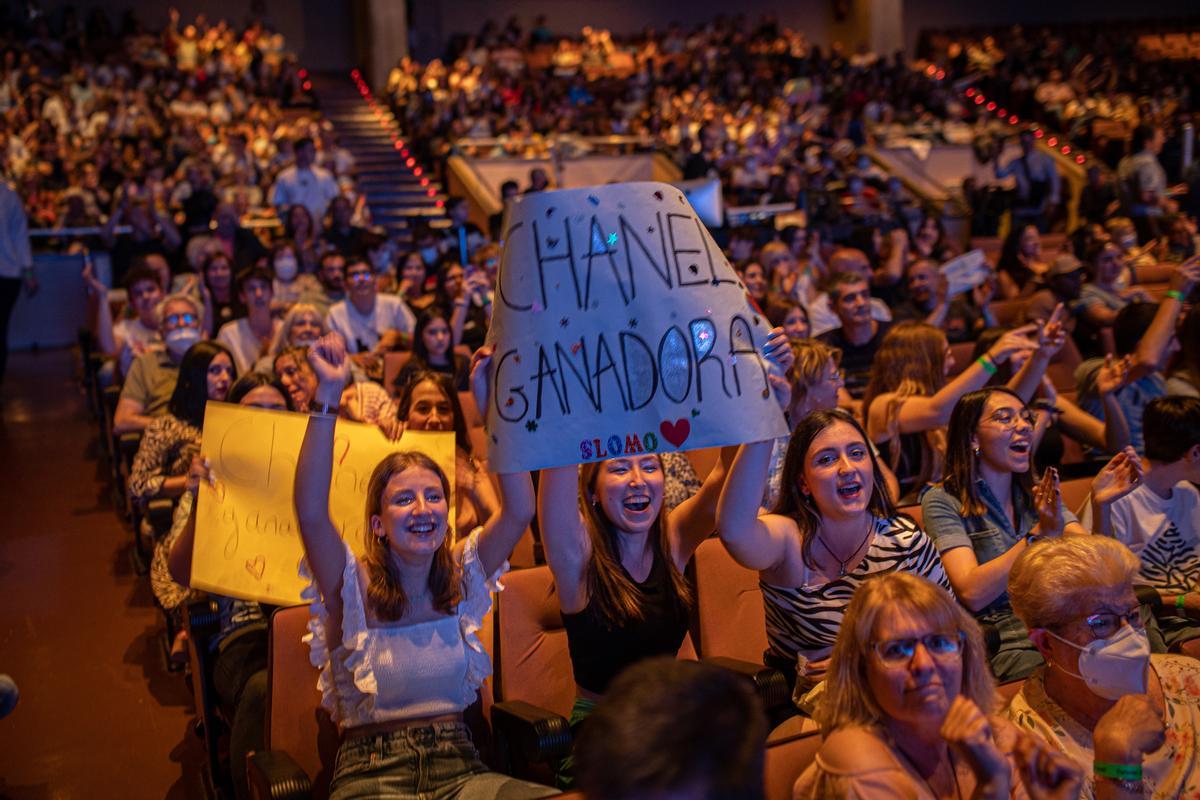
[862,322,949,489]
[773,409,896,570]
[395,370,472,457]
[940,387,1035,517]
[363,451,461,621]
[578,457,693,629]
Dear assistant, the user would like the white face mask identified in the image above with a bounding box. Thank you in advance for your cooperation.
[1045,623,1150,701]
[274,255,298,281]
[164,326,201,359]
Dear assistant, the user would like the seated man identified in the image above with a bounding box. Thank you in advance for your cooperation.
[217,267,281,374]
[892,257,995,343]
[113,293,204,434]
[83,261,163,379]
[574,657,767,800]
[817,271,892,399]
[326,257,416,374]
[304,250,346,316]
[805,247,893,336]
[1007,535,1200,798]
[1076,261,1199,455]
[1081,396,1200,650]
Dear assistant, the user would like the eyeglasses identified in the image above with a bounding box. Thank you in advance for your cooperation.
[346,271,374,285]
[872,632,966,665]
[164,312,198,327]
[984,408,1036,429]
[1078,607,1149,640]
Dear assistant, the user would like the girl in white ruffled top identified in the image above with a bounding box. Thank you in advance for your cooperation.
[294,333,556,799]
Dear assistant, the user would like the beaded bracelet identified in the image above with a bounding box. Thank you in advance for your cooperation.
[976,356,998,376]
[1094,761,1143,781]
[1178,593,1190,610]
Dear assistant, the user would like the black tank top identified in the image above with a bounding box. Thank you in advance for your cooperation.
[561,547,690,695]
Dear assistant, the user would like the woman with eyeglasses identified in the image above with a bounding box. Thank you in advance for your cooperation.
[1007,536,1200,799]
[922,388,1142,682]
[795,571,1083,799]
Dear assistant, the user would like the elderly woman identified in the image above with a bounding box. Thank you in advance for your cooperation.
[795,572,1083,799]
[1006,536,1200,799]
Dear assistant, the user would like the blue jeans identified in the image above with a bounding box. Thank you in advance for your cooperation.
[330,721,557,800]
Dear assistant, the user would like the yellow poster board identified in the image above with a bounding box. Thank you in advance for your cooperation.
[191,402,457,605]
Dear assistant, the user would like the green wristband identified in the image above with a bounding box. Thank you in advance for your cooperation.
[1166,289,1185,301]
[1178,593,1189,610]
[1094,760,1143,781]
[976,356,998,376]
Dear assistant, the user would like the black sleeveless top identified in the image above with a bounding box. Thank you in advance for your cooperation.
[561,547,690,694]
[882,433,927,505]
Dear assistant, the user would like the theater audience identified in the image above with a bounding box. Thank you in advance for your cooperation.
[326,257,416,376]
[717,408,951,699]
[795,571,1083,799]
[269,242,320,309]
[818,273,894,399]
[996,225,1049,299]
[113,292,204,434]
[922,388,1138,682]
[291,333,555,799]
[271,346,318,413]
[1007,536,1200,799]
[891,258,996,343]
[309,250,347,315]
[394,309,470,392]
[270,137,339,230]
[83,261,163,378]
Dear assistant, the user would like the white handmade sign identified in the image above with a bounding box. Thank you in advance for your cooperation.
[485,181,788,472]
[940,249,991,297]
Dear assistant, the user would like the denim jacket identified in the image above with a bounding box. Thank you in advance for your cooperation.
[921,480,1077,675]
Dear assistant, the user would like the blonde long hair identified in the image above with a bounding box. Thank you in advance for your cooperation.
[578,457,693,629]
[362,452,461,621]
[862,322,949,489]
[818,572,995,732]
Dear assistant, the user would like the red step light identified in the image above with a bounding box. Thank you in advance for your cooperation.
[413,167,423,176]
[965,88,976,97]
[974,96,984,105]
[435,200,444,208]
[1009,115,1019,124]
[1047,137,1058,147]
[1061,145,1071,155]
[985,102,996,111]
[394,141,404,150]
[406,158,416,168]
[302,81,312,91]
[1075,155,1086,164]
[1034,129,1044,138]
[427,188,436,197]
[420,178,429,186]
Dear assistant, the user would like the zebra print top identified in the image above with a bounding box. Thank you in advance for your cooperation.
[760,514,952,668]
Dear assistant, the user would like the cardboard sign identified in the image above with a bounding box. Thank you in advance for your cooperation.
[940,249,991,297]
[191,402,456,605]
[485,181,788,472]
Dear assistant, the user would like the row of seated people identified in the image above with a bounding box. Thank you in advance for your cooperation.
[82,309,1200,800]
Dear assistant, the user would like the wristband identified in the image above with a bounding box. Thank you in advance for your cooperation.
[311,400,338,417]
[977,356,998,376]
[1178,593,1189,610]
[1094,761,1143,781]
[1166,289,1185,301]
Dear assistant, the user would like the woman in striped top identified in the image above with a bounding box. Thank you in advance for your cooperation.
[716,408,952,695]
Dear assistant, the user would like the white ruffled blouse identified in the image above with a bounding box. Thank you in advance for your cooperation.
[299,528,503,729]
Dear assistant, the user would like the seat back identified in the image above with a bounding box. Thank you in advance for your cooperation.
[991,298,1029,328]
[691,538,767,662]
[1059,477,1094,519]
[266,605,339,799]
[947,341,977,378]
[897,504,924,530]
[685,447,722,481]
[493,566,577,719]
[764,725,823,800]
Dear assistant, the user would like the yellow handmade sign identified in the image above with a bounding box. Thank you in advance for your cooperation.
[191,402,457,605]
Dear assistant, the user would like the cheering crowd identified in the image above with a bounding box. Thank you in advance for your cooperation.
[3,6,1200,800]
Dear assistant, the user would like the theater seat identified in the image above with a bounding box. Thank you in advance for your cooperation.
[1058,476,1094,519]
[764,722,823,800]
[690,538,767,662]
[897,504,923,530]
[382,351,413,398]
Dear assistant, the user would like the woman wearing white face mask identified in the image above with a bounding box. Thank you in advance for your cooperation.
[269,242,320,309]
[1007,535,1200,799]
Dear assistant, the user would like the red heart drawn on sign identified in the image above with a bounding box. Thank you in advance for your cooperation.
[245,555,266,581]
[659,418,691,448]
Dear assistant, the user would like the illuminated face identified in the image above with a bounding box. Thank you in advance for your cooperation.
[800,421,874,519]
[833,280,872,326]
[405,380,453,431]
[783,306,809,341]
[129,279,163,325]
[288,311,323,346]
[274,354,317,410]
[162,299,201,335]
[866,607,964,732]
[906,261,937,306]
[742,262,768,301]
[346,262,376,303]
[206,352,234,400]
[421,317,451,359]
[206,257,233,290]
[593,455,664,534]
[239,277,273,311]
[442,264,465,300]
[372,467,450,557]
[972,393,1035,475]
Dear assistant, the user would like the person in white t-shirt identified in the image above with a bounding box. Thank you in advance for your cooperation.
[217,267,281,375]
[270,136,340,231]
[326,258,416,376]
[1082,395,1200,648]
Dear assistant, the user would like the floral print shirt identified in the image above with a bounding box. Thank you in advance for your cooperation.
[1004,655,1200,799]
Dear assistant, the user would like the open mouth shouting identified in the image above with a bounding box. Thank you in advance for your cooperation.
[623,494,653,514]
[836,479,864,501]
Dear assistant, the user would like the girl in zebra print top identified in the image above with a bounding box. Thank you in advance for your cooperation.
[716,407,952,692]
